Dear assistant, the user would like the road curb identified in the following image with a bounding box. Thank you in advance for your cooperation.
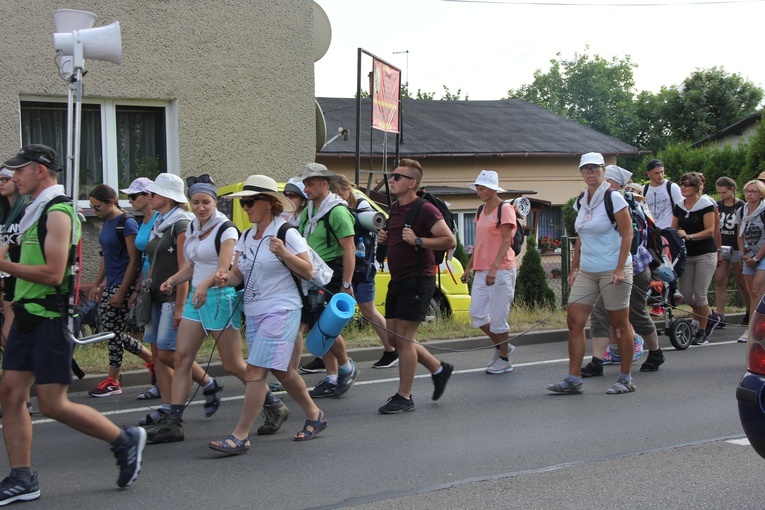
[68,312,745,394]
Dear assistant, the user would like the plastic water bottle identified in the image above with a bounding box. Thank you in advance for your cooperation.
[355,238,366,259]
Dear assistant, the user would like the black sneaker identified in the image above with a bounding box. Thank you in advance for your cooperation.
[0,470,40,505]
[378,394,415,414]
[640,349,665,372]
[431,362,454,401]
[717,314,726,329]
[742,311,750,326]
[373,350,399,369]
[300,357,326,374]
[334,360,360,397]
[111,427,147,488]
[145,414,185,444]
[257,400,290,435]
[705,312,721,336]
[581,359,603,378]
[309,379,337,398]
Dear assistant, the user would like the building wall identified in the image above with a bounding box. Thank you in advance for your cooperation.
[0,1,315,186]
[709,123,759,150]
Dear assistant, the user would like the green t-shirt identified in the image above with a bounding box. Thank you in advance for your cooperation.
[299,204,355,261]
[15,203,80,318]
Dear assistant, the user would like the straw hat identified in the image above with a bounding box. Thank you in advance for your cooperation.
[224,175,294,212]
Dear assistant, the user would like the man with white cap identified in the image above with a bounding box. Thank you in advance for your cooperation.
[461,170,518,374]
[294,163,360,398]
[0,145,146,502]
[643,159,682,230]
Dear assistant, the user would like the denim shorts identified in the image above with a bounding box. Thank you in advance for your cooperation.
[143,301,178,351]
[182,286,241,331]
[352,280,375,304]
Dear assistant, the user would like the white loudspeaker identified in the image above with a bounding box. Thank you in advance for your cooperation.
[53,9,97,77]
[357,211,385,232]
[54,21,123,66]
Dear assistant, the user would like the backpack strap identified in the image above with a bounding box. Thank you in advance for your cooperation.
[604,189,617,229]
[320,204,345,248]
[38,195,74,263]
[666,180,675,209]
[214,220,238,255]
[277,222,305,297]
[404,198,426,235]
[643,183,649,197]
[115,212,134,256]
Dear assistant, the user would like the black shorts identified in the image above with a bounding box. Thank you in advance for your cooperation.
[385,276,436,323]
[3,316,74,385]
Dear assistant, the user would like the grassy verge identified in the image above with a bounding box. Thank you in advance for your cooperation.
[72,303,741,375]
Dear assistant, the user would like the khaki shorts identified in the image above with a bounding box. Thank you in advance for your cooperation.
[568,265,633,311]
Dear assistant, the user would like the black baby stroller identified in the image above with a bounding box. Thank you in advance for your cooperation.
[646,228,691,349]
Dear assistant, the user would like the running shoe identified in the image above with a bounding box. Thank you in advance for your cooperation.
[633,334,644,361]
[334,360,360,397]
[300,357,326,374]
[691,331,709,345]
[309,379,337,398]
[739,331,749,343]
[111,427,147,488]
[373,350,399,369]
[485,358,514,374]
[705,312,722,336]
[602,349,614,365]
[378,394,415,414]
[431,362,454,401]
[0,470,40,505]
[89,377,122,398]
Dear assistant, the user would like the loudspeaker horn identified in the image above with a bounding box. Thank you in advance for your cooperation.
[53,9,97,32]
[313,2,332,62]
[54,21,123,65]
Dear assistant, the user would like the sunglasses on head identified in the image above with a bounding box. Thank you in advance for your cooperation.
[239,196,269,208]
[128,192,148,201]
[187,174,216,187]
[390,173,415,182]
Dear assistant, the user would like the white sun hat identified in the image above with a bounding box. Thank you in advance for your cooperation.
[467,170,506,192]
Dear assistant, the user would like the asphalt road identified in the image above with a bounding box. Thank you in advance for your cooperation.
[6,324,762,509]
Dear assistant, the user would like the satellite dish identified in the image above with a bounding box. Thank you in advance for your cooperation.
[512,196,532,218]
[313,2,332,62]
[315,99,327,152]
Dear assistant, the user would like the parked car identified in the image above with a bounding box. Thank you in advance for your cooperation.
[736,294,765,459]
[217,181,471,321]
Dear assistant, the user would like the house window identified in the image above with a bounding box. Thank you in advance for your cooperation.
[20,99,174,202]
[456,211,476,253]
[538,206,563,242]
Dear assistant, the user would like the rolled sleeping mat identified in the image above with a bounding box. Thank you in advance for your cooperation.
[356,211,385,232]
[306,292,357,357]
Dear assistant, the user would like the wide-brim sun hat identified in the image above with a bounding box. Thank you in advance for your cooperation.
[467,170,506,192]
[224,175,295,212]
[120,177,153,194]
[293,162,337,183]
[283,178,307,199]
[146,173,188,204]
[579,152,605,168]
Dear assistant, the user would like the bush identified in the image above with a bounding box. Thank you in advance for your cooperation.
[515,237,556,310]
[562,196,577,236]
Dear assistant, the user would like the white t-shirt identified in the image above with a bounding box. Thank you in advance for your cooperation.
[235,217,308,317]
[184,223,239,288]
[645,181,683,229]
[575,191,633,273]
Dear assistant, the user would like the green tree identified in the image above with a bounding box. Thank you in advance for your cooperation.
[507,48,637,144]
[515,238,556,310]
[401,81,435,100]
[441,86,468,101]
[743,116,765,186]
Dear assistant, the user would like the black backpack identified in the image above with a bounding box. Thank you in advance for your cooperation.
[643,181,676,210]
[398,189,457,265]
[188,220,239,255]
[475,200,524,256]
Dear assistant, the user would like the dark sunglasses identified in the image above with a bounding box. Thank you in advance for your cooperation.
[284,192,300,199]
[128,192,148,201]
[239,196,269,208]
[680,182,696,188]
[187,174,216,187]
[390,173,415,182]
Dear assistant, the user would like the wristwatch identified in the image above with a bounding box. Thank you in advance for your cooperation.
[689,234,693,241]
[415,237,423,248]
[342,281,352,289]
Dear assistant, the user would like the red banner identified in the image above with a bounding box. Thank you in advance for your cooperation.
[372,59,400,133]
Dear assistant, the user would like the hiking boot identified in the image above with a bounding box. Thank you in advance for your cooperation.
[334,360,360,397]
[378,394,415,414]
[257,400,290,435]
[705,312,722,336]
[0,470,40,505]
[431,362,454,401]
[373,350,399,369]
[309,379,337,398]
[111,427,147,488]
[89,377,122,397]
[581,359,603,378]
[139,408,167,427]
[640,349,665,372]
[300,357,326,374]
[145,414,184,444]
[485,358,514,374]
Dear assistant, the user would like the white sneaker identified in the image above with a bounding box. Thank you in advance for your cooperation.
[486,358,514,374]
[738,332,749,343]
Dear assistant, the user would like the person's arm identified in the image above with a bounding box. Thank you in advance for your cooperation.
[0,209,71,286]
[89,257,106,302]
[173,231,189,329]
[110,234,141,308]
[681,209,716,242]
[402,219,456,251]
[269,232,313,281]
[215,252,244,288]
[568,236,582,287]
[612,207,633,284]
[339,235,355,294]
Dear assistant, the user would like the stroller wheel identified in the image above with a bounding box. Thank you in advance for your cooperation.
[669,319,693,350]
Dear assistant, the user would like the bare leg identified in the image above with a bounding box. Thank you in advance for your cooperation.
[607,308,633,375]
[566,303,592,377]
[232,365,269,440]
[273,368,320,421]
[358,300,393,351]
